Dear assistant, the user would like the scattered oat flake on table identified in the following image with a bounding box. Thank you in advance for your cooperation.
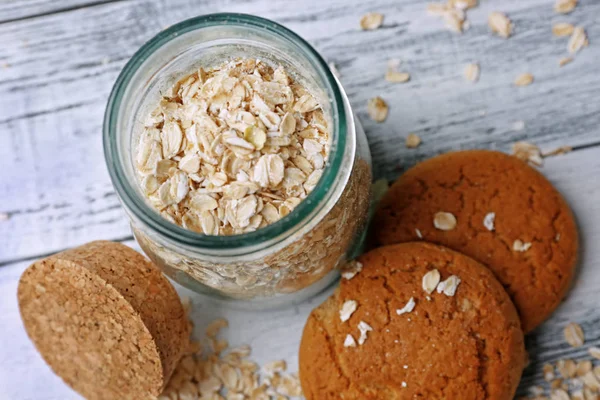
[405,133,421,148]
[553,22,575,37]
[206,318,229,337]
[543,146,572,157]
[385,70,411,83]
[576,360,592,377]
[557,359,577,378]
[357,321,373,345]
[449,0,478,10]
[360,12,384,30]
[396,297,416,315]
[367,97,389,122]
[559,57,574,67]
[443,9,466,33]
[488,12,512,38]
[422,269,441,294]
[344,334,357,348]
[513,239,532,252]
[340,300,358,322]
[483,212,495,231]
[555,0,578,14]
[564,322,585,347]
[568,27,588,54]
[589,347,600,360]
[427,2,449,16]
[341,260,363,280]
[515,73,534,87]
[433,211,457,231]
[512,141,543,166]
[464,63,480,82]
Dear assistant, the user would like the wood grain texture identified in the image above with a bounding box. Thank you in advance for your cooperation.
[1,0,600,398]
[1,0,600,262]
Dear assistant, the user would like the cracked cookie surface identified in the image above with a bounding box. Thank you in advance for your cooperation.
[372,150,578,332]
[299,242,526,400]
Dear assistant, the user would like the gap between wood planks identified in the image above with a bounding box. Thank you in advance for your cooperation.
[0,0,127,25]
[1,140,600,269]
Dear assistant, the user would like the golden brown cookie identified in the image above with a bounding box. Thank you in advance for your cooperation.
[299,242,526,400]
[372,150,578,332]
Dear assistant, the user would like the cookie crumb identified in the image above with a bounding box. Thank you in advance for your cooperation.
[340,300,358,322]
[589,346,600,360]
[344,334,357,348]
[415,228,423,239]
[564,322,585,347]
[464,63,480,82]
[385,70,411,83]
[360,12,384,30]
[433,211,457,231]
[396,297,416,315]
[367,97,389,122]
[357,321,373,345]
[488,12,512,38]
[341,261,363,280]
[513,239,532,252]
[422,269,441,294]
[515,73,534,87]
[436,275,461,296]
[405,133,422,148]
[483,212,496,231]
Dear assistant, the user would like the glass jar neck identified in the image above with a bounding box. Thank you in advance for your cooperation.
[104,13,352,256]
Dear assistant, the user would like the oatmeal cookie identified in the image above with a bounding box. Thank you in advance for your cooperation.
[372,150,578,332]
[299,242,526,400]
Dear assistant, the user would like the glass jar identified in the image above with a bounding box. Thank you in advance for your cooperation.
[103,13,372,308]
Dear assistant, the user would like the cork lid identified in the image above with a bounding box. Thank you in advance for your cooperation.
[17,241,190,400]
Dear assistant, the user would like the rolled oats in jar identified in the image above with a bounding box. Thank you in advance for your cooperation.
[104,14,372,306]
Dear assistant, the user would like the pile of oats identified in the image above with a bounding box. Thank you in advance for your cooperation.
[136,58,330,236]
[159,302,302,400]
[520,322,600,400]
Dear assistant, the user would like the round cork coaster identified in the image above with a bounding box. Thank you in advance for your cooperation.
[371,150,579,332]
[299,242,526,400]
[18,241,190,400]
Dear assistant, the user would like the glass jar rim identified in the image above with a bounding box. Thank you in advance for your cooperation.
[103,13,348,250]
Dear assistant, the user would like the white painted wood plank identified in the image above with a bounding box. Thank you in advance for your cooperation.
[0,0,110,23]
[1,144,600,399]
[1,1,599,262]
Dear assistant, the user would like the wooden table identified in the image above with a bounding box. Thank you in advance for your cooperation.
[1,0,599,398]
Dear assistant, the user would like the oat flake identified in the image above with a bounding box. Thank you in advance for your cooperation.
[396,297,416,315]
[555,0,578,14]
[341,260,363,280]
[515,73,534,87]
[405,133,422,148]
[360,12,384,30]
[344,334,357,348]
[488,12,512,38]
[564,322,585,347]
[464,63,480,82]
[357,321,373,345]
[483,212,495,231]
[367,97,389,122]
[340,300,358,322]
[568,27,588,54]
[512,141,543,166]
[559,57,573,67]
[513,239,532,252]
[589,346,600,360]
[436,275,461,296]
[553,22,575,37]
[422,269,441,294]
[434,211,457,231]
